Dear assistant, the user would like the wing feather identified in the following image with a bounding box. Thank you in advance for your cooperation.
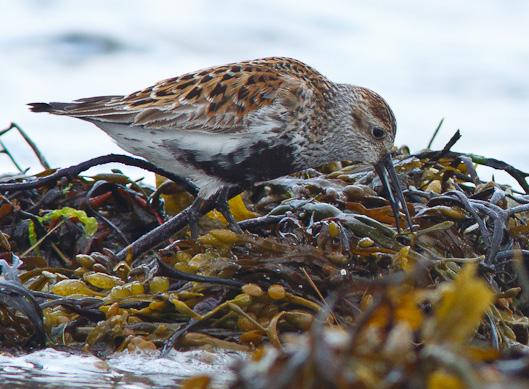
[30,57,334,135]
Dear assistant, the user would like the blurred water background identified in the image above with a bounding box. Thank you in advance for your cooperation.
[1,0,529,187]
[0,0,528,386]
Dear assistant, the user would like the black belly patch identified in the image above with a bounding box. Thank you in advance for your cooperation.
[163,139,299,187]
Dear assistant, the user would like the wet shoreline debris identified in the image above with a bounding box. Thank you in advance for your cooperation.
[1,122,529,388]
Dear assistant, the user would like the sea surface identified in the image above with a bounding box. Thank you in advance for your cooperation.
[0,348,240,388]
[0,0,528,386]
[1,0,529,186]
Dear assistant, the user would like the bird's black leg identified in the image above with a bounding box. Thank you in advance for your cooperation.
[215,187,243,233]
[186,196,206,239]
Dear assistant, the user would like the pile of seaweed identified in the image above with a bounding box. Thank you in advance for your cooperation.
[1,123,529,388]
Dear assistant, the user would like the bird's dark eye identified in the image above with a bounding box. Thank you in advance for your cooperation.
[372,127,386,139]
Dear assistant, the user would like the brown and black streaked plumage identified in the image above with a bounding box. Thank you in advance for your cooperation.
[29,57,412,234]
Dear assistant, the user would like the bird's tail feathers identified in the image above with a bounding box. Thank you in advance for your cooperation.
[28,95,133,123]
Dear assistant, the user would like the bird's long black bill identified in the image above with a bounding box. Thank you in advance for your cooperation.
[375,154,414,233]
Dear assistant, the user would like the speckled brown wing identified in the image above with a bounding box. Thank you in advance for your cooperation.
[31,57,331,134]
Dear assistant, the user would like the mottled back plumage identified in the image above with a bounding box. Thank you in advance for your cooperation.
[32,57,335,132]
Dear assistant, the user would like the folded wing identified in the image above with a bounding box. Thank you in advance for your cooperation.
[29,57,327,135]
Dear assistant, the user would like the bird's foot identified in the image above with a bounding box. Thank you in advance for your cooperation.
[185,190,243,240]
[215,189,243,234]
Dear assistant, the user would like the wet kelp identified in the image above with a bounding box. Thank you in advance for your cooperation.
[1,123,529,388]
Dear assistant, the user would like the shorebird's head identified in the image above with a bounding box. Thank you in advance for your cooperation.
[336,85,413,231]
[341,86,397,165]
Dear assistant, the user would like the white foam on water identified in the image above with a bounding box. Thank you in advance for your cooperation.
[107,348,243,387]
[0,347,243,387]
[0,348,122,388]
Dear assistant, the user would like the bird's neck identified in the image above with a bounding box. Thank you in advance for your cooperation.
[302,84,355,164]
